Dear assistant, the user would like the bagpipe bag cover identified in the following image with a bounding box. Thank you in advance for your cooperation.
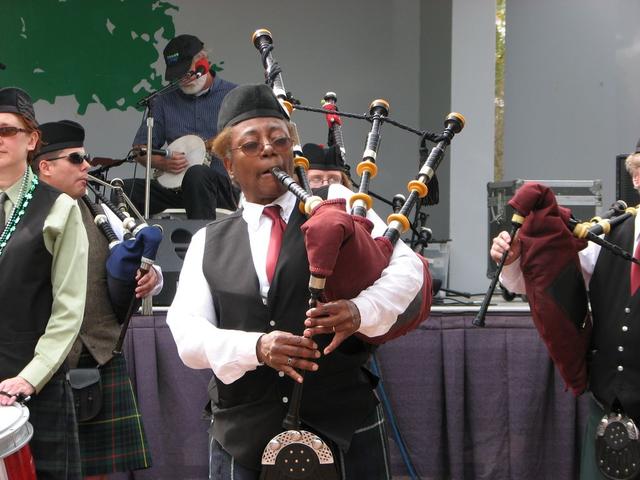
[299,198,432,344]
[510,182,591,395]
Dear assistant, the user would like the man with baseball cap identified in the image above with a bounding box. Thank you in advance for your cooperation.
[122,33,238,220]
[0,87,88,479]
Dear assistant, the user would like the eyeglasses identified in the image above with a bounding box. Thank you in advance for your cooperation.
[308,174,343,188]
[231,136,292,157]
[46,152,91,165]
[0,126,29,137]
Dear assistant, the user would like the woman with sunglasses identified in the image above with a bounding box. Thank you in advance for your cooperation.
[167,84,424,480]
[0,87,88,479]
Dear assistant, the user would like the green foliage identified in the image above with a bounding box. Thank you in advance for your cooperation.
[1,0,178,113]
[494,0,506,181]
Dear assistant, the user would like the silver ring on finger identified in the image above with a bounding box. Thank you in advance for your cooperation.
[287,357,293,366]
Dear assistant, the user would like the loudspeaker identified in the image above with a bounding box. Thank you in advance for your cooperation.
[151,219,210,306]
[616,154,640,207]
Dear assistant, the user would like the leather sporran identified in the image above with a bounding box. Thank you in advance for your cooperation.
[68,367,102,422]
[595,411,640,480]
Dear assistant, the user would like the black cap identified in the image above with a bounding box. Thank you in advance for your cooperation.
[163,34,204,81]
[303,143,344,171]
[0,87,37,125]
[36,120,85,158]
[217,84,288,132]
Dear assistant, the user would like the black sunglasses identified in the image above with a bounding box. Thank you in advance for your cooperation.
[0,126,29,137]
[46,152,91,165]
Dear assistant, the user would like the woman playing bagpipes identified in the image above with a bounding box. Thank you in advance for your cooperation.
[166,84,425,480]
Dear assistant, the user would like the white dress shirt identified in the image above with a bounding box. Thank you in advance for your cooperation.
[500,213,640,293]
[167,184,423,384]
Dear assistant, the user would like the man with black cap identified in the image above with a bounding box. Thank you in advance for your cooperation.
[0,87,88,479]
[34,120,161,479]
[302,143,353,189]
[167,84,423,479]
[121,33,238,220]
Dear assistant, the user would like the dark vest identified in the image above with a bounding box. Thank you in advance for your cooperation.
[67,202,122,368]
[203,208,377,470]
[589,215,640,420]
[0,182,61,379]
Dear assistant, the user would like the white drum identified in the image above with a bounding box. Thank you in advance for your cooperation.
[0,404,36,480]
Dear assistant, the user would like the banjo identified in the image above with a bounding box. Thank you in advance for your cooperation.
[154,135,210,189]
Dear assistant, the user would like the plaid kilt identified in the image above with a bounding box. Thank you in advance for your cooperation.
[28,373,82,479]
[76,353,152,475]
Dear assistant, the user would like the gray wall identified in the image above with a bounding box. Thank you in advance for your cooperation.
[419,0,453,241]
[449,0,497,293]
[503,0,640,205]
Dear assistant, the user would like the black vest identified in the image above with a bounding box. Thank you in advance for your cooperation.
[589,215,640,420]
[203,208,377,470]
[0,181,61,379]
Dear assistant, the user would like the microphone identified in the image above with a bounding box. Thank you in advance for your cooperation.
[190,58,210,78]
[135,147,171,157]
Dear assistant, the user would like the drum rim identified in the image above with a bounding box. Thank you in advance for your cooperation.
[0,404,33,459]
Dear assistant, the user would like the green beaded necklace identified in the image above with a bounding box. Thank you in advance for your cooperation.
[0,167,38,257]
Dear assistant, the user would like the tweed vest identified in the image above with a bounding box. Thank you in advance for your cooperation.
[202,208,377,470]
[589,215,640,421]
[67,202,122,368]
[0,181,60,379]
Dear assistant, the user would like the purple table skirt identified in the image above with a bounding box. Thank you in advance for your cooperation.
[113,311,588,480]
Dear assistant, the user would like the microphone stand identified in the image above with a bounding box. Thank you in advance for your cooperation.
[135,73,188,315]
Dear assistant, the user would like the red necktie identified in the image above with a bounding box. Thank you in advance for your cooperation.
[631,239,640,296]
[263,205,286,283]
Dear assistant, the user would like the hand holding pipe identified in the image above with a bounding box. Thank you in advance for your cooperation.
[473,211,526,327]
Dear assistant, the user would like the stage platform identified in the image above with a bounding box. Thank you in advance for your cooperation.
[112,304,588,480]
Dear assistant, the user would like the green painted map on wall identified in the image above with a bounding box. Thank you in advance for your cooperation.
[1,1,221,114]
